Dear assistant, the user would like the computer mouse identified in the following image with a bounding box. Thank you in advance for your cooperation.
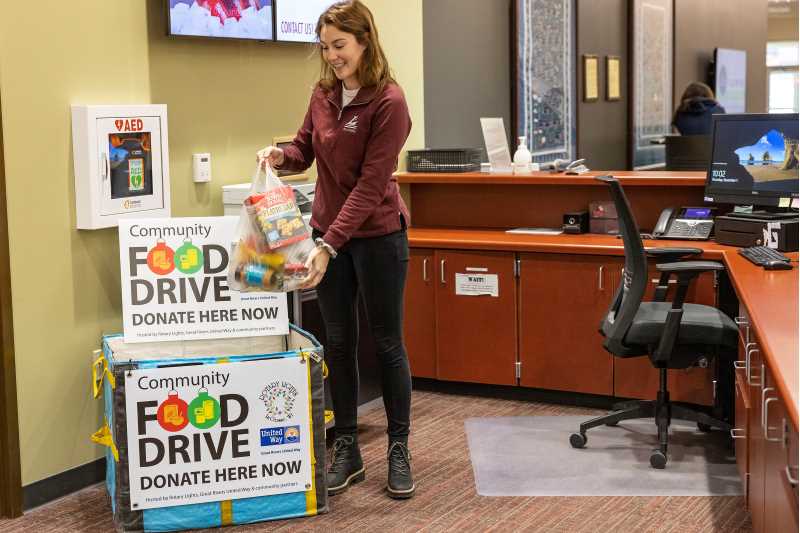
[763,260,793,270]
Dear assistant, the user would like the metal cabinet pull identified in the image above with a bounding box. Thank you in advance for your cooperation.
[763,397,781,442]
[736,317,750,345]
[762,386,775,427]
[733,360,746,370]
[422,258,429,282]
[598,266,604,291]
[785,466,799,486]
[746,347,760,387]
[440,259,446,284]
[730,428,746,439]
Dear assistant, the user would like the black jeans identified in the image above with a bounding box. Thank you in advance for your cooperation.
[313,227,411,441]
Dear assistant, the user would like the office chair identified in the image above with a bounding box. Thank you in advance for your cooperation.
[569,175,736,469]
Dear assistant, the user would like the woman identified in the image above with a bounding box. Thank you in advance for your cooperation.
[257,0,414,500]
[672,81,726,135]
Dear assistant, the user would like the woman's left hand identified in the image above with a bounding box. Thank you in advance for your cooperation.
[301,246,330,289]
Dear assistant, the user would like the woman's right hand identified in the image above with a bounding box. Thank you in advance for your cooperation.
[256,146,285,168]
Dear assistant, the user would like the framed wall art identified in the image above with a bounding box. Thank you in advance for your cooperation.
[514,0,576,164]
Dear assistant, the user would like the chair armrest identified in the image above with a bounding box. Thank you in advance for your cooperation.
[645,247,703,263]
[651,260,724,362]
[650,260,721,302]
[655,260,724,273]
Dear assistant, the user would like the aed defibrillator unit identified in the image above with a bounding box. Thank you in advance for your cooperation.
[72,104,171,229]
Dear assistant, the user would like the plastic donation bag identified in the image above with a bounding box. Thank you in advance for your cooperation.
[228,163,314,293]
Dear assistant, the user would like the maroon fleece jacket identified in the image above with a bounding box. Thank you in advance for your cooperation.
[278,81,412,251]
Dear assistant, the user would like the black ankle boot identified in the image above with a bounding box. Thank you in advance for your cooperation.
[386,440,415,499]
[327,435,365,495]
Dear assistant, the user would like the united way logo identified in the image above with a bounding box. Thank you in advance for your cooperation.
[260,426,301,446]
[259,381,298,423]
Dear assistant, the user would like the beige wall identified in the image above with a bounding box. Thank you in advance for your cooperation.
[768,2,799,42]
[674,0,769,113]
[0,0,423,486]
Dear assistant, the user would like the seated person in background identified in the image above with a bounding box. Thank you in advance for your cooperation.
[671,82,726,135]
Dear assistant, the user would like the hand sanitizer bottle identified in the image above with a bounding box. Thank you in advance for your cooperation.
[513,136,532,174]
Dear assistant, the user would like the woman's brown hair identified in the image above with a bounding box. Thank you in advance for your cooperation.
[315,0,395,92]
[676,81,716,112]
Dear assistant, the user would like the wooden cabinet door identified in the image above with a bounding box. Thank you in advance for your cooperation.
[434,250,517,385]
[763,371,799,533]
[748,338,766,533]
[733,369,751,506]
[518,253,618,395]
[613,267,717,405]
[403,249,436,378]
[785,417,800,525]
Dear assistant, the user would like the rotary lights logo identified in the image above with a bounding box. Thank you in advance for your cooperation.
[259,381,298,423]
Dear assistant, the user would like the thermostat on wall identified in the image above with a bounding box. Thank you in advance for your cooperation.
[71,104,171,230]
[193,153,212,183]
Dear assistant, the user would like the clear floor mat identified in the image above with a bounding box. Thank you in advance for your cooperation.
[465,416,742,497]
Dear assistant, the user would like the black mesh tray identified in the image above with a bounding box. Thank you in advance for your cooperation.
[406,148,482,173]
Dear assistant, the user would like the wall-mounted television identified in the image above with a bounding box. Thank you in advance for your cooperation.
[712,48,747,114]
[167,1,335,44]
[168,0,274,41]
[274,0,335,43]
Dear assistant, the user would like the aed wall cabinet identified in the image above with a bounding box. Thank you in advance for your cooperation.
[71,105,171,229]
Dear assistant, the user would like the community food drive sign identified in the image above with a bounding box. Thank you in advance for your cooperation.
[126,358,313,510]
[119,217,288,343]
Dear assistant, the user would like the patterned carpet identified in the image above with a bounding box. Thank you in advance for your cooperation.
[0,390,751,532]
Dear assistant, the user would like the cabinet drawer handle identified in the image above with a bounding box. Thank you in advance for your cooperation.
[440,259,446,284]
[650,278,677,284]
[423,258,429,282]
[785,466,799,487]
[730,428,746,439]
[762,386,774,427]
[598,266,604,291]
[746,347,760,387]
[736,317,750,345]
[733,360,746,370]
[763,397,781,442]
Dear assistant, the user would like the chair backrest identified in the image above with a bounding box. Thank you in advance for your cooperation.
[665,134,712,171]
[596,175,648,356]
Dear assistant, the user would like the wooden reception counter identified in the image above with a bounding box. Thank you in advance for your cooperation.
[397,170,798,530]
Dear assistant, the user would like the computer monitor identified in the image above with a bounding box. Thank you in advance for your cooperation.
[704,113,799,209]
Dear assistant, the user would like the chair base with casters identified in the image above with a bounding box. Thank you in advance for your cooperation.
[569,367,732,469]
[572,175,739,469]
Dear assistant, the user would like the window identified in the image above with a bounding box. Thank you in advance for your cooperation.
[767,41,799,113]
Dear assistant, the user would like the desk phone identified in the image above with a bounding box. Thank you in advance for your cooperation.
[652,207,715,240]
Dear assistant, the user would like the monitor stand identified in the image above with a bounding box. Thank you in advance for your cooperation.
[725,210,798,221]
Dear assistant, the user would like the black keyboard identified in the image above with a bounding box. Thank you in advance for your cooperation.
[738,246,791,266]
